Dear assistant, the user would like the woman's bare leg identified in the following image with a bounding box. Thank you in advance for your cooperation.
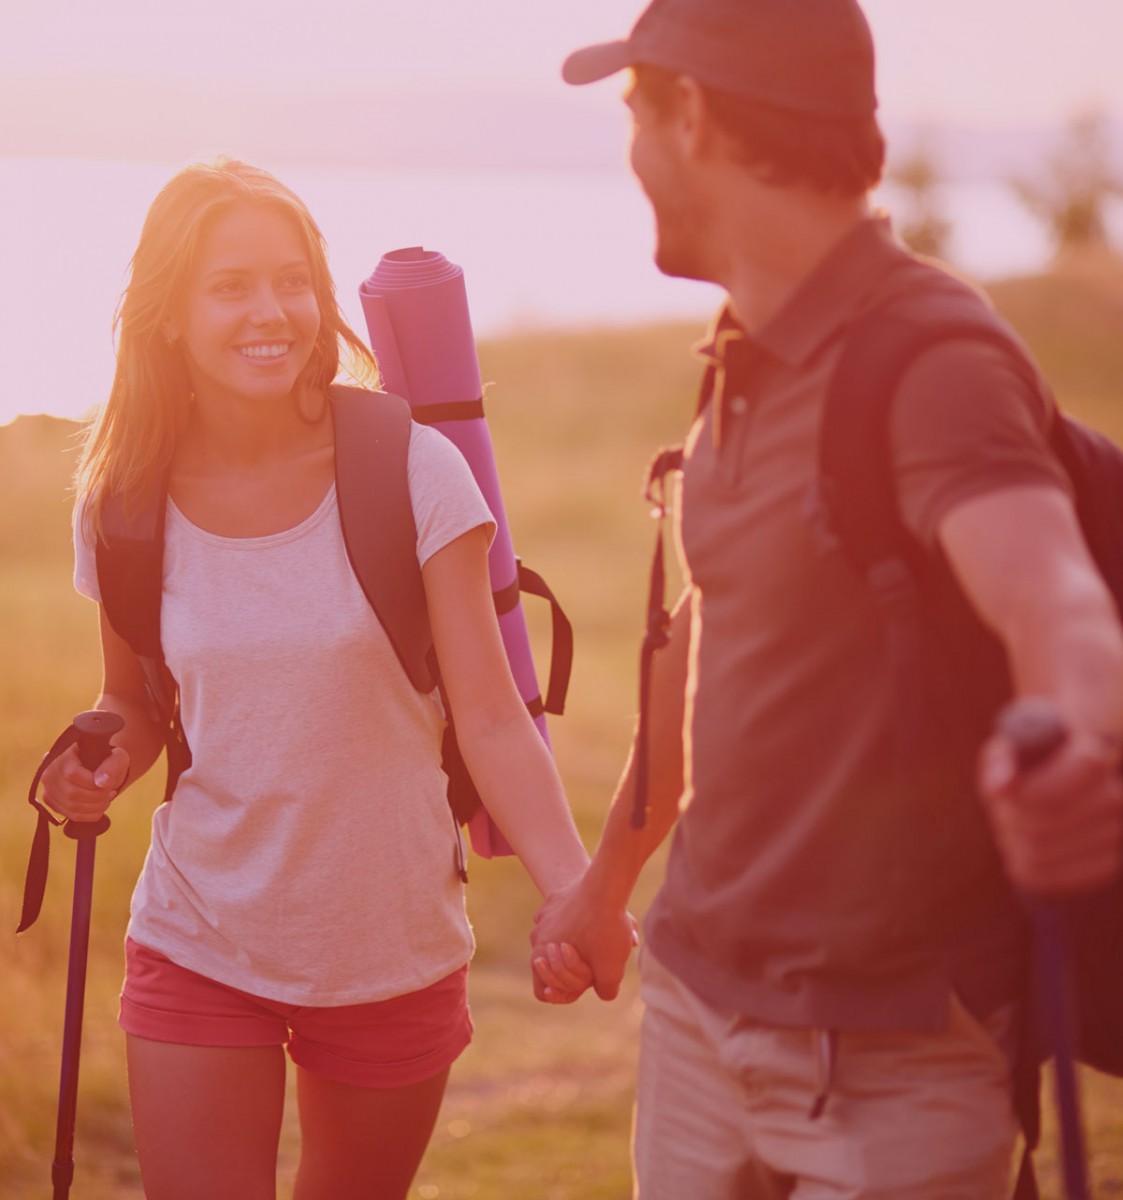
[126,1035,286,1200]
[293,1065,450,1200]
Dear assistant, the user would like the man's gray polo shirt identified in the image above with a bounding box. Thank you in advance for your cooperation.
[645,216,1069,1032]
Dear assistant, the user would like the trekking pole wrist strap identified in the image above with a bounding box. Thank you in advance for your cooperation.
[17,724,83,934]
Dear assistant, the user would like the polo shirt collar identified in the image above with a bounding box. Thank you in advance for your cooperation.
[696,214,904,370]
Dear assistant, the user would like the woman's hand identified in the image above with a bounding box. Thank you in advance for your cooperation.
[532,941,595,1005]
[39,742,130,824]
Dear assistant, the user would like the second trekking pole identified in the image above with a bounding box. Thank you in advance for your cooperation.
[998,699,1090,1200]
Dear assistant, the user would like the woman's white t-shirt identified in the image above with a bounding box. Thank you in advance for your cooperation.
[74,424,495,1005]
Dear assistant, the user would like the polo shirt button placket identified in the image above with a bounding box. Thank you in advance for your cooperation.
[718,393,752,486]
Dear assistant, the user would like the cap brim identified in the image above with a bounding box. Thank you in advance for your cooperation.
[562,40,635,86]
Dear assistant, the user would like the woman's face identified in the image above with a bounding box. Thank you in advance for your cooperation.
[169,202,322,411]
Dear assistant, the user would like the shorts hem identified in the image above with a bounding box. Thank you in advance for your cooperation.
[118,994,288,1047]
[288,1011,474,1089]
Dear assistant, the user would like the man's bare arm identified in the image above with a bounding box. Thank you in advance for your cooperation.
[531,590,693,999]
[940,484,1123,892]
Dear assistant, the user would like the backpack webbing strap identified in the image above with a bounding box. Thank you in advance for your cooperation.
[633,446,684,829]
[137,654,192,805]
[17,724,79,933]
[514,564,573,717]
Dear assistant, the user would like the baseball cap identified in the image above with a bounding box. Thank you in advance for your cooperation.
[562,0,878,119]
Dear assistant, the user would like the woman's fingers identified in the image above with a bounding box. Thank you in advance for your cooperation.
[39,743,123,822]
[532,942,595,1004]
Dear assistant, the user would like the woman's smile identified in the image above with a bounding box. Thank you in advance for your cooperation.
[167,203,321,409]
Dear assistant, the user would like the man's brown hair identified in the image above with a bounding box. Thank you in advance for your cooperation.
[633,64,885,197]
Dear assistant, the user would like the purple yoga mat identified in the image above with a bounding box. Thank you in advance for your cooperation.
[359,247,552,859]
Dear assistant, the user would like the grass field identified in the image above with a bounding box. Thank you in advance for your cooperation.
[3,262,1123,1198]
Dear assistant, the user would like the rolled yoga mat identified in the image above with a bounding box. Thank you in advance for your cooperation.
[359,247,551,859]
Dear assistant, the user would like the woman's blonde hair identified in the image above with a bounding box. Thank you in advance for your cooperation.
[76,157,378,532]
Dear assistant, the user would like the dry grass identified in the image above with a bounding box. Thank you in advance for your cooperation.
[3,268,1123,1197]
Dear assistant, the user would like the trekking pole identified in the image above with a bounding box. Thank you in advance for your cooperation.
[51,709,124,1200]
[997,699,1090,1200]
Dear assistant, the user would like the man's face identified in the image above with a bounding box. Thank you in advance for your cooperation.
[625,76,709,283]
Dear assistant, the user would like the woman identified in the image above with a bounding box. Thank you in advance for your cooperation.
[41,158,591,1200]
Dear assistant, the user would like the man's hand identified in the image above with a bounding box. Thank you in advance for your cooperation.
[979,708,1123,895]
[530,875,639,1003]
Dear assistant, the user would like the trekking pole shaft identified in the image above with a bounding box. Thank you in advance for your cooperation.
[997,700,1090,1200]
[52,710,123,1200]
[1035,903,1090,1200]
[53,838,96,1199]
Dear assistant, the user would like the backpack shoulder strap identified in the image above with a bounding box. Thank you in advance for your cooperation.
[329,384,436,694]
[96,481,167,659]
[819,309,1026,579]
[94,480,191,802]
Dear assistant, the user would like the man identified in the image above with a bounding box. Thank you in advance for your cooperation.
[531,1,1123,1196]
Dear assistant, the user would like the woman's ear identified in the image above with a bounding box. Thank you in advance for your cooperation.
[161,320,180,348]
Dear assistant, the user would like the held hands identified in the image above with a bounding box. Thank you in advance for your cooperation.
[979,698,1123,895]
[530,874,639,1004]
[39,743,130,825]
[532,941,596,1004]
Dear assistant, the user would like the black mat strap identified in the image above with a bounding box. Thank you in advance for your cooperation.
[412,398,485,425]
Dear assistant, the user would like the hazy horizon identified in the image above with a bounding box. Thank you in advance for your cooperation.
[5,1,1123,426]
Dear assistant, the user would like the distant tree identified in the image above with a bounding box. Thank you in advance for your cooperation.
[1011,109,1123,257]
[889,143,953,260]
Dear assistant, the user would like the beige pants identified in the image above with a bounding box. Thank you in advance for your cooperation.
[634,950,1019,1200]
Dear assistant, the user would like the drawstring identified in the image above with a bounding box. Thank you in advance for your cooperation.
[809,1029,839,1120]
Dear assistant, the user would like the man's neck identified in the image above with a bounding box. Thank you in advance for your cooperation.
[713,186,872,334]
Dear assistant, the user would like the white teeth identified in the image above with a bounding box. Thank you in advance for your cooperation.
[239,344,290,359]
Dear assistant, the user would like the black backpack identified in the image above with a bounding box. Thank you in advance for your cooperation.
[69,385,570,880]
[818,305,1123,1198]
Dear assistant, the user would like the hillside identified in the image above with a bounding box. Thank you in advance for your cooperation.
[985,257,1123,437]
[0,414,84,564]
[4,263,1120,550]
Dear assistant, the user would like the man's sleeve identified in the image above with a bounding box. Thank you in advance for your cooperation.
[889,338,1072,549]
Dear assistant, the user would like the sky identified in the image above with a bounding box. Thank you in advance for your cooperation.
[3,1,1122,426]
[5,0,1123,131]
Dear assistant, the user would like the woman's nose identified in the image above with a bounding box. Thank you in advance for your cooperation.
[249,285,285,325]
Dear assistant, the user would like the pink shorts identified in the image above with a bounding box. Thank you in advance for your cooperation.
[119,938,473,1089]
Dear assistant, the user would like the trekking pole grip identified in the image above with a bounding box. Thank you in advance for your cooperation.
[65,711,124,841]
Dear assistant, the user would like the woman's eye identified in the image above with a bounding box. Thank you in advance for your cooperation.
[214,279,245,295]
[281,273,310,290]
